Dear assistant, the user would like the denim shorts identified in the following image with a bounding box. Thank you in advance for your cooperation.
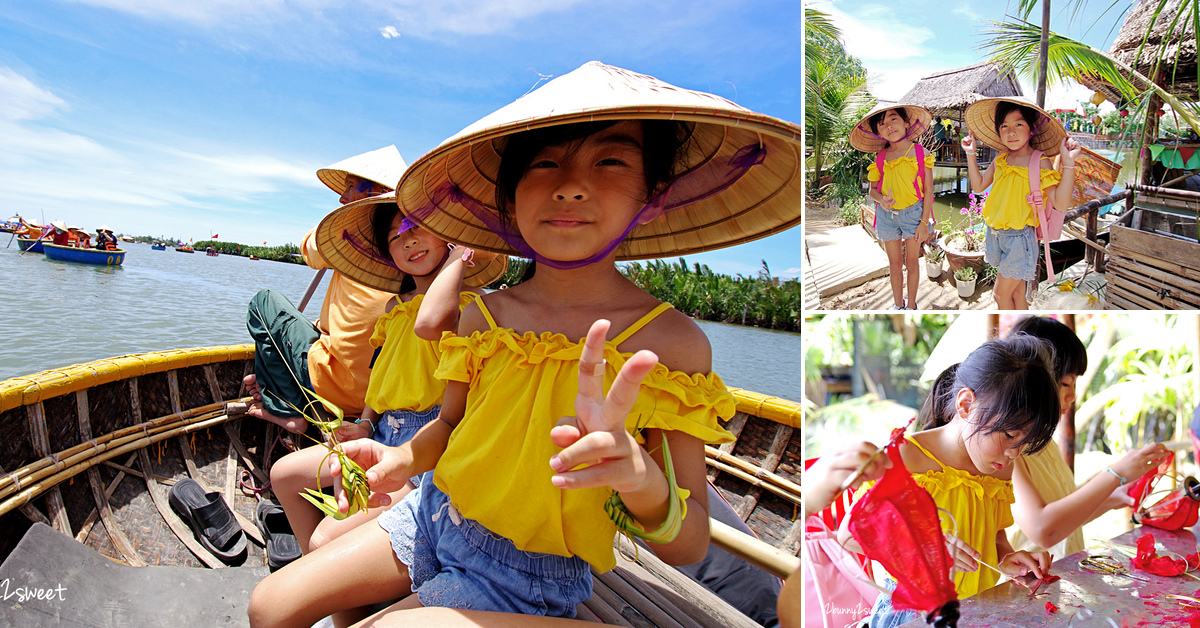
[868,578,920,628]
[378,481,592,617]
[373,406,440,488]
[984,225,1037,281]
[875,201,923,242]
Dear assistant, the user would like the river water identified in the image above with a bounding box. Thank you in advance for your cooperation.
[0,242,801,401]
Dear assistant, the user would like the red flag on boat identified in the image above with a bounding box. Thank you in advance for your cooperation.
[848,428,958,625]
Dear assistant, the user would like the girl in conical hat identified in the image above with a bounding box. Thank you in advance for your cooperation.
[248,61,800,626]
[850,103,935,310]
[962,96,1079,310]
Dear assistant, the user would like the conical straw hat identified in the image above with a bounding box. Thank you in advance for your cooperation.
[51,220,67,231]
[964,96,1067,156]
[394,61,802,260]
[849,103,933,153]
[317,145,409,196]
[316,193,508,293]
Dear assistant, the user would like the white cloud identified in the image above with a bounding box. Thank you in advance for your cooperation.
[952,4,981,22]
[380,25,400,38]
[0,68,326,243]
[782,267,801,278]
[822,4,934,61]
[0,68,67,122]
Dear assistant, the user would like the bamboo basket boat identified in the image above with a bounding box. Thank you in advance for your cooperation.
[0,346,801,627]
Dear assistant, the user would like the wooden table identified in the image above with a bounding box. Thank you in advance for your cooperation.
[899,526,1200,626]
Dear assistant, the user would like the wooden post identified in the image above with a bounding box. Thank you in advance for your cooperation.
[1058,314,1078,472]
[1141,93,1162,185]
[1086,210,1099,268]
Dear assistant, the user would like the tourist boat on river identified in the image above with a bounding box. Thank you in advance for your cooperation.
[42,243,126,266]
[175,245,194,253]
[16,237,44,254]
[150,243,167,251]
[0,346,800,627]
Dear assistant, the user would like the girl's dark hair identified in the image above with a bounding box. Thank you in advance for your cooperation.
[920,336,1060,454]
[918,364,960,431]
[494,120,691,227]
[1009,316,1087,380]
[371,202,415,294]
[994,101,1040,135]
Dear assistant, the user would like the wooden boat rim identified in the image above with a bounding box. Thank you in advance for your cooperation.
[1,345,797,425]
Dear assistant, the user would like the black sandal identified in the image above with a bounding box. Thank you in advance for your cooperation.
[255,498,301,571]
[169,478,247,564]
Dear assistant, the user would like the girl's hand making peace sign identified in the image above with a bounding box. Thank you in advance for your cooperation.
[548,319,660,494]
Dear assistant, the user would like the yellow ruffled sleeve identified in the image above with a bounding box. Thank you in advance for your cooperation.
[923,151,935,171]
[368,303,403,349]
[622,357,736,446]
[867,161,881,183]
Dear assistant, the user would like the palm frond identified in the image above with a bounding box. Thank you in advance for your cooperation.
[981,19,1200,135]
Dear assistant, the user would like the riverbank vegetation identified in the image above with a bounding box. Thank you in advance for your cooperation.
[193,240,304,263]
[494,258,799,332]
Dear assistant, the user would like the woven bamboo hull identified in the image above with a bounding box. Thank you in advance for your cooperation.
[708,389,803,557]
[0,346,800,627]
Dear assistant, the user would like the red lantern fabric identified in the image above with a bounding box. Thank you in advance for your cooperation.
[1130,452,1200,531]
[848,429,958,619]
[1131,532,1200,576]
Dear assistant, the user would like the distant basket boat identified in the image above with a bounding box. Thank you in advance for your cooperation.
[205,248,219,257]
[176,246,194,253]
[150,244,166,251]
[43,243,125,266]
[16,238,44,254]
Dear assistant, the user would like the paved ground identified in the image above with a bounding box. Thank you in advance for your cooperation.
[806,202,1105,311]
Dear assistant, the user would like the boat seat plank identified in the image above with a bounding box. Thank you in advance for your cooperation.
[0,522,266,627]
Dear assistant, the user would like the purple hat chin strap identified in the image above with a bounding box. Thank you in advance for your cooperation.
[405,143,767,270]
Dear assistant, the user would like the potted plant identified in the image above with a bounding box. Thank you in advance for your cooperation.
[954,266,977,298]
[942,192,988,274]
[926,247,945,279]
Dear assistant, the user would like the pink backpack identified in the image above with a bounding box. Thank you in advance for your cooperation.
[1026,150,1065,282]
[872,145,934,234]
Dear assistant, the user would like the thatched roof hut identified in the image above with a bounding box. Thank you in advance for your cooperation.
[1075,0,1198,102]
[898,62,1024,121]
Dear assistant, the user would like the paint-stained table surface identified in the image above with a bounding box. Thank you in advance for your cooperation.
[899,526,1200,627]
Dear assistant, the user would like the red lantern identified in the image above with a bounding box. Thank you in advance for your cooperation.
[848,429,958,626]
[1120,109,1129,117]
[1157,109,1167,117]
[1129,452,1200,531]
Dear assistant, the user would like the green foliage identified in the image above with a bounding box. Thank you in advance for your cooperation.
[805,28,873,198]
[491,257,531,289]
[953,266,976,282]
[836,195,868,226]
[621,259,800,331]
[194,240,305,264]
[1077,315,1196,453]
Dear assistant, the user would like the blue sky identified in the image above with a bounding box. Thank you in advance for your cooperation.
[0,1,801,279]
[814,0,1127,112]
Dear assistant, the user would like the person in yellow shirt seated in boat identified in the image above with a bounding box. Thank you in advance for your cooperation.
[243,146,407,433]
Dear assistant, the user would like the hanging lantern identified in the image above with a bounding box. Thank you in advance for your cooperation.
[1157,109,1168,117]
[1120,109,1129,117]
[1092,115,1103,127]
[1090,91,1106,106]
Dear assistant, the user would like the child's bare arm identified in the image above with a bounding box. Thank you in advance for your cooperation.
[1051,137,1082,212]
[962,133,995,191]
[414,245,475,341]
